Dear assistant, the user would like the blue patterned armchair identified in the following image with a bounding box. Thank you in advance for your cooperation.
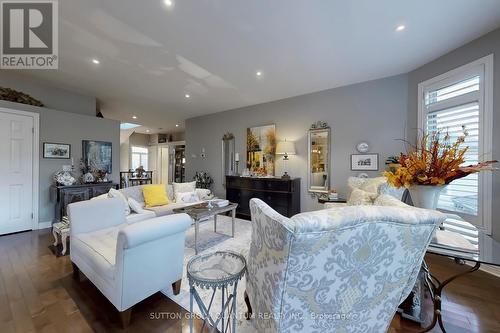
[245,198,445,333]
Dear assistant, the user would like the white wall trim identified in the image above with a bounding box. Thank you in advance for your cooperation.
[464,261,500,278]
[480,265,500,278]
[417,54,494,234]
[0,107,40,231]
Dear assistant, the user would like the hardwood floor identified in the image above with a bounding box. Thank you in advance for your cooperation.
[0,229,499,332]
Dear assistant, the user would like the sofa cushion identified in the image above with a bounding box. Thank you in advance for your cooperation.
[121,185,145,205]
[126,211,156,224]
[166,184,174,201]
[73,225,122,280]
[347,188,377,206]
[175,191,200,204]
[374,194,410,208]
[108,188,131,215]
[143,184,170,207]
[91,193,109,200]
[358,177,387,193]
[172,181,196,199]
[128,197,144,213]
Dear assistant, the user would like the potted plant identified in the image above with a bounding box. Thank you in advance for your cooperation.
[384,129,496,210]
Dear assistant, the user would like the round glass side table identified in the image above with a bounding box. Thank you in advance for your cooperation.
[187,251,246,333]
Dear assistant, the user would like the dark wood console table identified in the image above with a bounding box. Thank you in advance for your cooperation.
[225,176,300,219]
[50,183,118,222]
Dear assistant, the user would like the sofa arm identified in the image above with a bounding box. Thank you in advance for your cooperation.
[118,213,191,249]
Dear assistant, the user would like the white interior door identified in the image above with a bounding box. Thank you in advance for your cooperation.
[0,111,34,235]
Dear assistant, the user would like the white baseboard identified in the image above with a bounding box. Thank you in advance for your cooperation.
[37,221,52,230]
[479,265,500,278]
[464,260,500,278]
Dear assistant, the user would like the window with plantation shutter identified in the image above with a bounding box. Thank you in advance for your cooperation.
[418,55,493,234]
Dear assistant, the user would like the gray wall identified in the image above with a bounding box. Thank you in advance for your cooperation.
[0,101,120,225]
[407,27,500,240]
[0,71,96,116]
[129,132,150,147]
[185,74,408,212]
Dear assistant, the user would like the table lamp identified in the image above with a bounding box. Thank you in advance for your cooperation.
[276,140,296,179]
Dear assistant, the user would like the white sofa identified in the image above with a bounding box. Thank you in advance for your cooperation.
[68,197,191,327]
[245,198,445,332]
[91,183,212,224]
[117,184,212,223]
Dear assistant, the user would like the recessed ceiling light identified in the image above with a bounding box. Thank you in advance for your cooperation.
[92,59,100,64]
[396,25,406,32]
[164,0,173,7]
[256,71,263,77]
[132,115,137,119]
[146,129,150,133]
[175,124,179,127]
[185,94,190,98]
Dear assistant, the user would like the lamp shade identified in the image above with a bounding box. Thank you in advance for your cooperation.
[276,140,296,155]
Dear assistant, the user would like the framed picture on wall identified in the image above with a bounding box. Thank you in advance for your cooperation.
[351,153,379,171]
[82,140,112,174]
[43,143,71,159]
[246,124,277,175]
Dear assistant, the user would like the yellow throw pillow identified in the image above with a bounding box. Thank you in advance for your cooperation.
[142,184,169,208]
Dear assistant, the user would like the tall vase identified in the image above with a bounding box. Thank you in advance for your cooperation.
[408,185,446,210]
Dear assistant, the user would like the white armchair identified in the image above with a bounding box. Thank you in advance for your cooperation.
[68,198,191,327]
[245,198,445,332]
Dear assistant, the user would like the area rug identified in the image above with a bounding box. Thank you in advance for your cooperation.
[162,215,256,332]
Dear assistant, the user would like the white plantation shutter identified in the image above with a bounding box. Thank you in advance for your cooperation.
[426,101,479,215]
[418,55,493,233]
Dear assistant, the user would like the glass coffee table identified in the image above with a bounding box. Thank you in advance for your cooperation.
[173,202,238,254]
[418,218,500,333]
[187,251,246,333]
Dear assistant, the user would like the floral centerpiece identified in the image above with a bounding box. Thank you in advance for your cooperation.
[384,129,496,209]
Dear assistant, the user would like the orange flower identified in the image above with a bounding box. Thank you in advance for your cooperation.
[385,131,497,188]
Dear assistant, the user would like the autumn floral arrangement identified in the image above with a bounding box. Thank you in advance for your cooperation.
[384,128,496,189]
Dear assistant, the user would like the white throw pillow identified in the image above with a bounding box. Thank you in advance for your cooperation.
[195,188,213,200]
[108,188,131,215]
[347,188,377,206]
[373,194,410,208]
[175,191,200,204]
[90,193,109,200]
[128,197,145,213]
[172,181,196,200]
[358,177,387,194]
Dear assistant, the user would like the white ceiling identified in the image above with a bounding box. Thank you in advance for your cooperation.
[18,0,500,133]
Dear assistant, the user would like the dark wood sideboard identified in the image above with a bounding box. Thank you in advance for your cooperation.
[225,176,300,219]
[50,183,118,222]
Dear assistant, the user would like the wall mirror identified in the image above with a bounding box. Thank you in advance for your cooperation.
[222,133,236,186]
[308,122,331,194]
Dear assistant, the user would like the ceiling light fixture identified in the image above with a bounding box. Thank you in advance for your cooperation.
[185,94,190,98]
[146,129,150,133]
[175,124,179,127]
[256,71,263,77]
[132,115,137,119]
[92,59,100,64]
[395,25,406,32]
[164,0,173,6]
